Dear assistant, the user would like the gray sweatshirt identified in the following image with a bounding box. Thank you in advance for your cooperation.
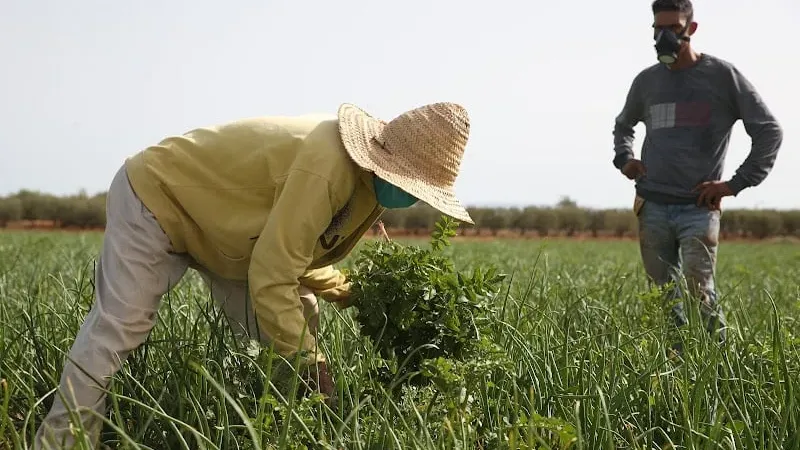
[612,53,783,204]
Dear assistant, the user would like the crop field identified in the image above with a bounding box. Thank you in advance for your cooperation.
[0,229,798,449]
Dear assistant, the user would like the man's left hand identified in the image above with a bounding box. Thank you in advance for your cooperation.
[694,181,733,210]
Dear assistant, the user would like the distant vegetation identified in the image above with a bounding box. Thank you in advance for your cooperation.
[0,190,107,229]
[1,191,798,240]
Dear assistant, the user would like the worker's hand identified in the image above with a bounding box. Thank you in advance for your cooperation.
[301,361,338,411]
[333,291,355,309]
[621,159,647,181]
[694,181,733,211]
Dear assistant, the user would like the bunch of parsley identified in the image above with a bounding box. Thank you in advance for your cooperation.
[348,217,511,393]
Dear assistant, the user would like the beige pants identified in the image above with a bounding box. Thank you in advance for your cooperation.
[33,165,319,449]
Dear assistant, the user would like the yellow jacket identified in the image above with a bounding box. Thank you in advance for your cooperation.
[124,114,384,365]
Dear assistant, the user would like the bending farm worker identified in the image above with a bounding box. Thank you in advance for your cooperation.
[34,102,474,449]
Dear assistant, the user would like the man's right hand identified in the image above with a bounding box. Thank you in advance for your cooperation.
[621,159,646,181]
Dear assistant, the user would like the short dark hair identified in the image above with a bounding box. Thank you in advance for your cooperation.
[651,0,694,22]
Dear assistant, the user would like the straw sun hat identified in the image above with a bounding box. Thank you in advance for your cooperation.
[337,102,474,224]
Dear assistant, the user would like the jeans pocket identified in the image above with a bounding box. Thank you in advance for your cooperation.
[634,195,646,217]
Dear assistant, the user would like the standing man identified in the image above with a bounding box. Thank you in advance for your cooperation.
[612,0,783,352]
[35,101,475,449]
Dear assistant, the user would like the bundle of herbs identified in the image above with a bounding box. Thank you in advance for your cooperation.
[347,216,512,395]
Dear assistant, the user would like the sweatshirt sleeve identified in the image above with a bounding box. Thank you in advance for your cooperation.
[248,168,339,366]
[725,66,784,195]
[299,265,351,307]
[612,73,646,170]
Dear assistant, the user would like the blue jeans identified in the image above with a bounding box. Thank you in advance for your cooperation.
[636,198,727,343]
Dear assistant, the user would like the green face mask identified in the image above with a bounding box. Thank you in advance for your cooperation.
[372,176,418,209]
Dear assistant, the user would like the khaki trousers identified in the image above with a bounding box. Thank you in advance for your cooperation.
[34,165,319,449]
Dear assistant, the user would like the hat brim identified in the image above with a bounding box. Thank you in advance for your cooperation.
[337,103,473,225]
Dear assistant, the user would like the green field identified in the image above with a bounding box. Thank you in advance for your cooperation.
[1,231,798,449]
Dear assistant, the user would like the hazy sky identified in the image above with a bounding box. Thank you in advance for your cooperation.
[1,0,797,210]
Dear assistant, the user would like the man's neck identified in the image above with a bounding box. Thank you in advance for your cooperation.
[668,48,701,71]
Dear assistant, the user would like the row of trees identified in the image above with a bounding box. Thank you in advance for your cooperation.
[378,197,800,239]
[0,190,107,229]
[1,191,798,239]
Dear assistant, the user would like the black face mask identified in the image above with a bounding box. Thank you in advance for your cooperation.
[654,26,689,64]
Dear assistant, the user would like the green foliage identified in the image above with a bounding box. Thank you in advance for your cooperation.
[1,233,799,448]
[0,190,105,228]
[348,216,510,392]
[0,197,22,226]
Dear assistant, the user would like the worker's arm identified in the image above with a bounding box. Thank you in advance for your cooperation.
[248,168,343,365]
[300,265,352,308]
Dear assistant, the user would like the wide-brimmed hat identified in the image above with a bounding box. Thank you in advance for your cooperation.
[337,102,473,224]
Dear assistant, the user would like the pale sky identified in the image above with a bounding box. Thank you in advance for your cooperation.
[1,0,797,210]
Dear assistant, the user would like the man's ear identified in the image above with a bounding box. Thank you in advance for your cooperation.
[688,21,698,36]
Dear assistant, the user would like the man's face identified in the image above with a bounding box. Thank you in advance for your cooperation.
[652,11,697,43]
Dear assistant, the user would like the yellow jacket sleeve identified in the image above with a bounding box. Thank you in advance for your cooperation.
[300,265,351,307]
[248,168,343,366]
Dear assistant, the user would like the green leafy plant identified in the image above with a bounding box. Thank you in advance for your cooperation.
[348,216,510,392]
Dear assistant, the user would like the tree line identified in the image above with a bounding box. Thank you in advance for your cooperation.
[0,190,108,229]
[379,197,800,240]
[1,191,798,240]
